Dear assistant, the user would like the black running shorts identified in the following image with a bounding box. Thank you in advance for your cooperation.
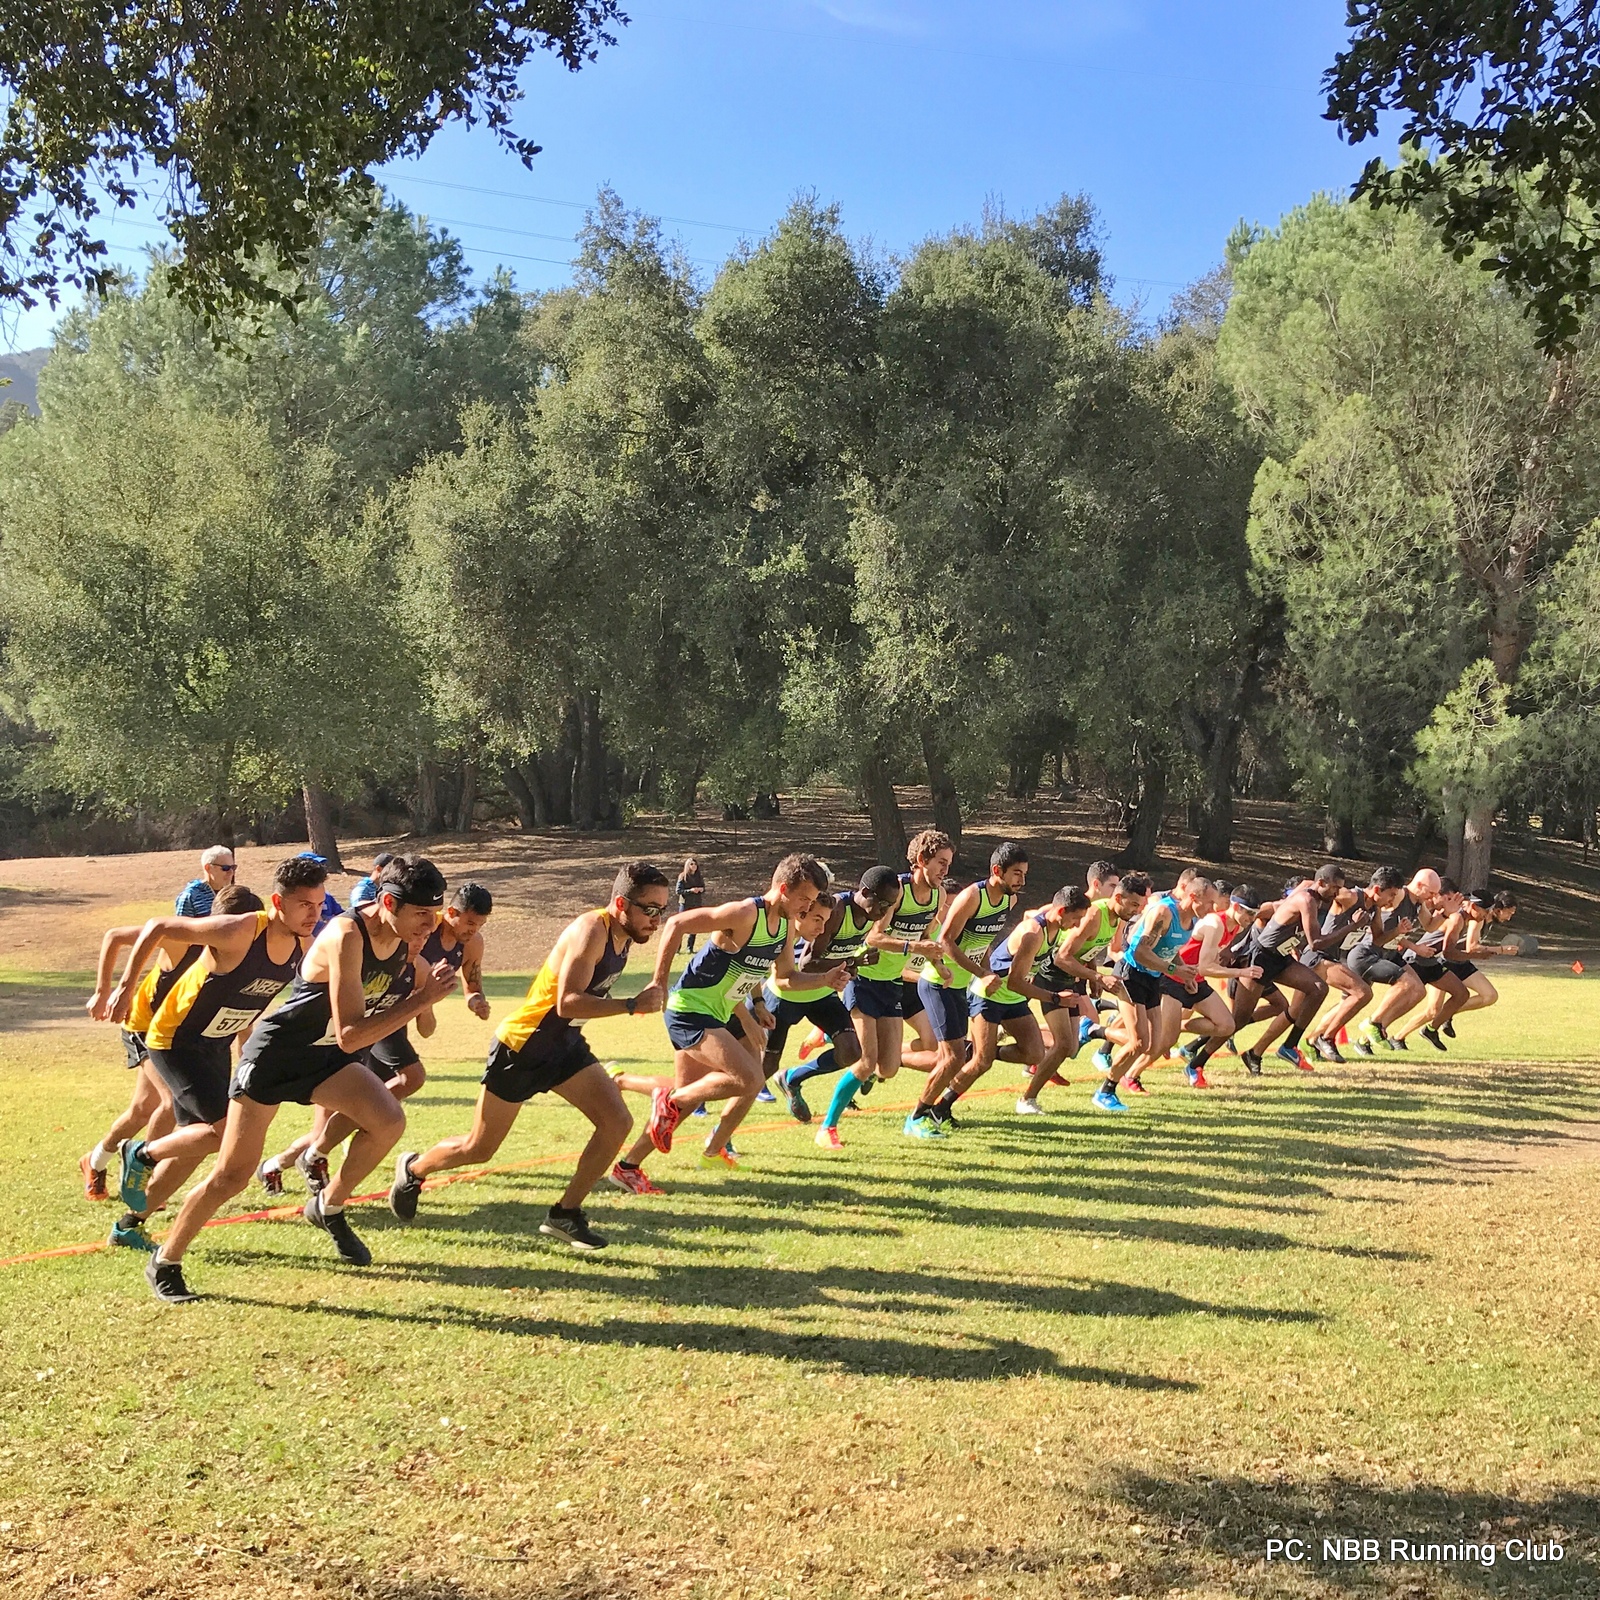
[482,1029,598,1104]
[232,1042,358,1107]
[1445,959,1478,979]
[1407,957,1449,986]
[147,1039,233,1127]
[122,1029,148,1070]
[1117,964,1163,1011]
[1348,944,1408,986]
[362,1024,420,1082]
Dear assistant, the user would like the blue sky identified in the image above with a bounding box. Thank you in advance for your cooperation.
[4,0,1370,351]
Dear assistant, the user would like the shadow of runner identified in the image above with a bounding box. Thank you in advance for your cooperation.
[207,1291,1202,1385]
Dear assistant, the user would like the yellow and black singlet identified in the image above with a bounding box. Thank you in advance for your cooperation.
[126,945,202,1036]
[145,911,303,1049]
[498,911,629,1053]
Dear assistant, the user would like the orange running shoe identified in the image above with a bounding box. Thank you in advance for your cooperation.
[607,1162,666,1196]
[1122,1077,1150,1096]
[648,1086,683,1153]
[797,1027,829,1062]
[814,1126,843,1151]
[80,1153,109,1201]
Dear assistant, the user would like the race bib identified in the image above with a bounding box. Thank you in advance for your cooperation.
[201,1005,263,1040]
[727,973,763,1005]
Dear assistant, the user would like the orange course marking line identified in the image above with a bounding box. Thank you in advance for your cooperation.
[0,1064,1151,1271]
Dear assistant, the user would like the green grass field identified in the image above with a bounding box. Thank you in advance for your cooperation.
[1,966,1598,1599]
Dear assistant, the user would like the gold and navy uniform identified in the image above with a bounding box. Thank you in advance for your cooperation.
[485,910,627,1102]
[120,945,200,1070]
[144,911,304,1127]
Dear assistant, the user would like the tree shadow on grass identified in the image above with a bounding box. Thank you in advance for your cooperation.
[207,1287,1202,1386]
[1077,1469,1599,1597]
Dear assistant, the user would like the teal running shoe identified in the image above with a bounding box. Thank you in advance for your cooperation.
[1091,1085,1128,1113]
[118,1138,153,1211]
[902,1112,948,1139]
[108,1217,157,1252]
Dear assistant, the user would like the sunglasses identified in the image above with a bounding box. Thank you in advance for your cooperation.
[627,898,667,919]
[217,864,237,873]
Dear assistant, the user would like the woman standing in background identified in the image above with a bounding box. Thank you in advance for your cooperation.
[676,857,707,952]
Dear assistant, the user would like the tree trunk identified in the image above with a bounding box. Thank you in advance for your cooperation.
[413,757,445,835]
[454,757,478,834]
[751,791,781,819]
[503,763,539,831]
[860,743,907,865]
[1444,810,1466,884]
[1323,812,1358,858]
[301,783,344,869]
[1461,803,1494,892]
[920,727,963,853]
[1119,759,1167,869]
[573,691,609,830]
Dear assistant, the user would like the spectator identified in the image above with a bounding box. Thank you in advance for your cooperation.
[676,855,707,952]
[174,846,237,917]
[349,852,396,909]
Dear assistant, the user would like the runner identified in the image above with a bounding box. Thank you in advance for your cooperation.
[1411,889,1519,1046]
[390,864,669,1248]
[1344,867,1426,1054]
[142,856,460,1303]
[1231,865,1343,1074]
[1088,871,1154,1108]
[1299,874,1391,1062]
[108,859,328,1247]
[261,882,495,1195]
[1382,877,1470,1050]
[1106,870,1210,1100]
[79,887,253,1210]
[822,830,952,1148]
[935,886,1088,1117]
[756,892,859,1121]
[773,866,901,1122]
[608,853,833,1183]
[1166,883,1265,1086]
[915,843,1029,1116]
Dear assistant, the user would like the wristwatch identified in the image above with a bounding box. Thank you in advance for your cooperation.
[624,996,637,1016]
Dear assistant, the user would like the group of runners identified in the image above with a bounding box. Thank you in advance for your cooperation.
[79,834,1522,1304]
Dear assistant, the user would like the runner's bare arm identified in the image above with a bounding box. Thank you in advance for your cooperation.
[936,884,986,977]
[88,922,144,1018]
[327,920,457,1054]
[462,930,490,1019]
[650,899,756,990]
[560,913,660,1017]
[108,913,258,1022]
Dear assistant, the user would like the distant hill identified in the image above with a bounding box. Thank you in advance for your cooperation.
[0,348,48,414]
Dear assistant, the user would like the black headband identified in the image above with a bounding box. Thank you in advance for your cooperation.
[384,885,444,909]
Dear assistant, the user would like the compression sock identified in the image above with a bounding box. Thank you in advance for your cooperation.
[1191,1035,1226,1068]
[785,1050,838,1088]
[90,1142,118,1170]
[1285,1021,1308,1050]
[823,1072,864,1130]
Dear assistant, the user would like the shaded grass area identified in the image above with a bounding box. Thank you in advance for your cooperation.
[0,972,1598,1599]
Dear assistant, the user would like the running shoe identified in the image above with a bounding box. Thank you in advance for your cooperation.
[781,1069,812,1124]
[388,1151,422,1222]
[1091,1085,1127,1113]
[1077,1017,1095,1047]
[1092,1045,1113,1075]
[900,1114,947,1140]
[931,1103,959,1130]
[1382,1034,1409,1052]
[539,1206,607,1252]
[1358,1019,1387,1051]
[1351,1025,1376,1057]
[1185,1063,1211,1088]
[257,1160,285,1197]
[1174,1040,1202,1064]
[755,1086,776,1103]
[797,1027,829,1062]
[295,1149,330,1195]
[1015,1097,1045,1116]
[856,1074,875,1098]
[606,1162,664,1196]
[1420,1025,1447,1053]
[146,1250,198,1304]
[1275,1044,1314,1073]
[118,1139,153,1211]
[1241,1051,1263,1076]
[1442,1019,1457,1039]
[700,1145,740,1170]
[80,1153,109,1202]
[648,1086,683,1153]
[303,1192,372,1267]
[108,1216,157,1252]
[815,1125,844,1151]
[1122,1077,1150,1096]
[1219,1037,1238,1055]
[692,1105,709,1117]
[1312,1036,1344,1064]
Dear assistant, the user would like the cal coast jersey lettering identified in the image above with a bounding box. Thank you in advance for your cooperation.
[855,876,939,983]
[666,898,788,1024]
[145,911,302,1048]
[924,883,1015,989]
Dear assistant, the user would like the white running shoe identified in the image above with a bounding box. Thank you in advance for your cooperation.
[1015,1097,1045,1116]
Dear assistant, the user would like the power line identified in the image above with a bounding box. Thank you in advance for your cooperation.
[381,172,755,234]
